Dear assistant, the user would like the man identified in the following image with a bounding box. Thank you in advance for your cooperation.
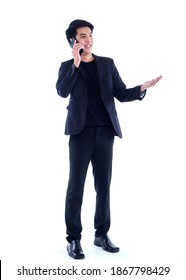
[56,19,162,259]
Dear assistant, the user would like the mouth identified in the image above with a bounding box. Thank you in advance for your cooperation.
[84,44,92,48]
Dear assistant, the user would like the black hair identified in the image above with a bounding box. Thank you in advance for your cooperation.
[65,19,94,45]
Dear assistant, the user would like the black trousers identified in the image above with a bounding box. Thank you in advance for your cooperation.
[65,127,114,243]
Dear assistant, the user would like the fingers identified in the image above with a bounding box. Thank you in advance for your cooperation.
[155,75,162,85]
[151,75,163,86]
[71,42,84,68]
[142,75,162,90]
[73,42,84,54]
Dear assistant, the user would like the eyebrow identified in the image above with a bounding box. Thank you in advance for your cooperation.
[79,32,93,36]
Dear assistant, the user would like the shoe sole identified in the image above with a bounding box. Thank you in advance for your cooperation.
[69,253,85,259]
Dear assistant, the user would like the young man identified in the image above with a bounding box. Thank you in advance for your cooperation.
[56,19,162,259]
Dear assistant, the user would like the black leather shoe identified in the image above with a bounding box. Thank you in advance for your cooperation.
[94,234,120,253]
[67,240,85,259]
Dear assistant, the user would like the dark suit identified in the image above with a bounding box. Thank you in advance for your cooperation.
[56,54,145,138]
[56,55,145,242]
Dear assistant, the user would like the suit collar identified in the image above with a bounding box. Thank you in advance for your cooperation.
[93,54,103,84]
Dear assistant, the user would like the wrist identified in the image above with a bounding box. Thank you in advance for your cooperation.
[140,84,145,92]
[73,59,80,68]
[73,63,79,68]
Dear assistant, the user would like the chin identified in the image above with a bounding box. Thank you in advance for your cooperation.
[84,49,92,54]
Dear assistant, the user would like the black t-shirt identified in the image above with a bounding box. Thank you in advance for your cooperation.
[81,59,112,128]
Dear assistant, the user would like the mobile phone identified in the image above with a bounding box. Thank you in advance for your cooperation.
[70,37,83,55]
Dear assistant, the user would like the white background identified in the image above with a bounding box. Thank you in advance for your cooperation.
[0,0,186,279]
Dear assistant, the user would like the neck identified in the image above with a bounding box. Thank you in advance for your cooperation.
[81,53,94,62]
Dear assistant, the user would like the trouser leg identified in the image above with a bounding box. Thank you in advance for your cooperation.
[91,127,114,237]
[65,129,95,243]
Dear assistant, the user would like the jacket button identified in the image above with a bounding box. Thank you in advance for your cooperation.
[85,91,87,95]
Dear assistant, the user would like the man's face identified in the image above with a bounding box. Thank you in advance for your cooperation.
[75,26,93,54]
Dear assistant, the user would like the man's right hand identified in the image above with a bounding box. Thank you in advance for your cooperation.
[72,40,84,68]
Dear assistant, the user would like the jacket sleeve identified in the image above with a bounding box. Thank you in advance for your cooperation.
[56,62,79,98]
[112,60,146,102]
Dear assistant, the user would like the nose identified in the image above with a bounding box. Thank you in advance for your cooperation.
[85,37,92,43]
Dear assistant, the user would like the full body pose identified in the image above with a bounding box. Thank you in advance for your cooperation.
[56,19,162,259]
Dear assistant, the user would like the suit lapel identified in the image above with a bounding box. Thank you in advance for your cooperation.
[94,55,103,84]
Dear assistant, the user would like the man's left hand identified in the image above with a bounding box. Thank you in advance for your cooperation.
[141,75,162,91]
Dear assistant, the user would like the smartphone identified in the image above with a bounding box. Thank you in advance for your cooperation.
[70,37,83,55]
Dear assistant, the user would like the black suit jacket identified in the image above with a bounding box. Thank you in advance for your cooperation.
[56,54,146,138]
